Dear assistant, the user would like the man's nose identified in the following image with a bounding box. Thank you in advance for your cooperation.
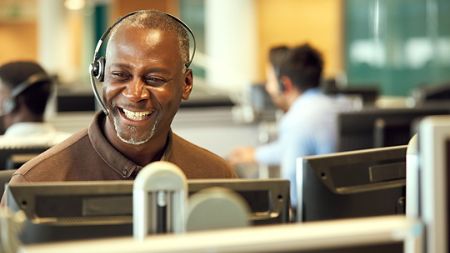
[122,79,150,101]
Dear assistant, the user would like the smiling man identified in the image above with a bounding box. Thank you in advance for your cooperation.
[3,10,236,187]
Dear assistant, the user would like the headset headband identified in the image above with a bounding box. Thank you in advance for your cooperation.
[10,73,51,98]
[0,73,52,117]
[89,10,197,115]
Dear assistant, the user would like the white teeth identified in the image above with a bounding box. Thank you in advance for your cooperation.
[122,108,151,121]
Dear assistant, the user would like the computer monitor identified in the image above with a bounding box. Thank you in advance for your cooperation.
[295,146,408,252]
[248,83,277,121]
[297,145,407,223]
[373,117,422,148]
[18,215,422,253]
[56,93,97,112]
[5,179,289,244]
[412,81,450,105]
[322,83,380,106]
[417,115,450,253]
[0,146,50,170]
[337,106,450,151]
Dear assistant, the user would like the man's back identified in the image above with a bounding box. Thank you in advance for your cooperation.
[279,88,355,155]
[278,89,356,206]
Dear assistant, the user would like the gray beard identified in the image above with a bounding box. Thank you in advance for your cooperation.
[113,116,158,145]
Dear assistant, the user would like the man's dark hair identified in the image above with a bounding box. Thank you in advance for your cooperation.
[0,61,52,115]
[109,10,190,68]
[268,45,290,70]
[278,44,323,91]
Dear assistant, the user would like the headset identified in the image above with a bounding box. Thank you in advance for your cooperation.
[89,10,197,115]
[1,73,52,116]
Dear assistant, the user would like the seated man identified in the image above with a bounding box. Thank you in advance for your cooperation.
[0,61,70,147]
[1,10,235,194]
[229,44,353,208]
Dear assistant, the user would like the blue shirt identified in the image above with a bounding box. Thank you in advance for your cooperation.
[255,88,354,206]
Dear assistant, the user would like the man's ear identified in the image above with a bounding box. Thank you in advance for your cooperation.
[182,69,193,100]
[279,76,294,93]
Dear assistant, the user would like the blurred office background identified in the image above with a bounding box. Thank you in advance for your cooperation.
[1,0,450,175]
[2,0,450,94]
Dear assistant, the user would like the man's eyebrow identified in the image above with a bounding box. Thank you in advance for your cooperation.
[110,63,132,69]
[144,67,171,75]
[109,64,172,75]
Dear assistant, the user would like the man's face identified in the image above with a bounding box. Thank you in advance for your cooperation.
[0,81,11,116]
[0,81,12,131]
[103,26,192,145]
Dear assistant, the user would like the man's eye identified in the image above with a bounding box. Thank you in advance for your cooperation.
[111,72,129,80]
[145,77,166,86]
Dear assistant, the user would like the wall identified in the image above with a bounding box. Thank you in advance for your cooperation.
[0,21,37,64]
[0,0,344,86]
[257,0,343,81]
[0,0,38,64]
[111,0,179,19]
[345,0,450,96]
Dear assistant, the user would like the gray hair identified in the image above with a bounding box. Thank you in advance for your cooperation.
[109,10,190,67]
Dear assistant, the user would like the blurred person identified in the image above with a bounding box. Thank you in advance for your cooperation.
[229,44,352,208]
[0,61,70,147]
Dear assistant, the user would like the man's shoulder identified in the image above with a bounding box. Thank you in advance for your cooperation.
[170,133,236,178]
[13,129,90,181]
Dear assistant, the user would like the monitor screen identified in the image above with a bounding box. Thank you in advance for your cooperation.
[337,106,450,151]
[5,178,289,244]
[297,145,407,222]
[418,115,450,253]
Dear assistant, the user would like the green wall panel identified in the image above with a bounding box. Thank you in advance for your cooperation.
[345,0,450,96]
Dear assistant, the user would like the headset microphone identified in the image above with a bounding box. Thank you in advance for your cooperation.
[89,10,197,116]
[274,67,286,92]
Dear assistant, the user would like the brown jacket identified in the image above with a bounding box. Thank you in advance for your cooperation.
[9,113,236,183]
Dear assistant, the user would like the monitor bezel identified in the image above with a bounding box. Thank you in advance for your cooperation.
[418,115,450,253]
[6,178,290,226]
[18,215,422,253]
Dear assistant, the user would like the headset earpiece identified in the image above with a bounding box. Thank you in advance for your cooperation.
[278,77,285,92]
[2,98,16,116]
[91,56,106,82]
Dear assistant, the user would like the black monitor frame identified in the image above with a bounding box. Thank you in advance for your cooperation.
[6,178,289,244]
[297,145,407,223]
[337,106,450,151]
[0,146,50,170]
[373,116,422,148]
